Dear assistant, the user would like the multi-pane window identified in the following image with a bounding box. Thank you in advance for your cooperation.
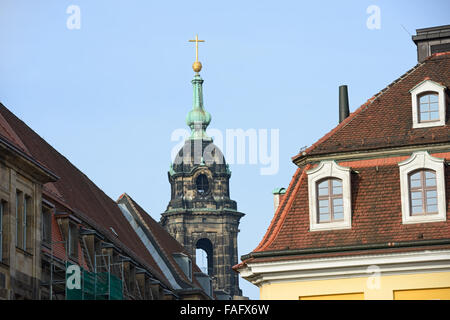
[41,206,52,245]
[418,93,439,122]
[0,201,3,261]
[409,169,438,215]
[16,191,32,251]
[317,178,344,223]
[68,222,78,258]
[23,196,28,250]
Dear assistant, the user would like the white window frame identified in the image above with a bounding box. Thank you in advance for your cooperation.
[307,161,352,231]
[398,151,446,224]
[410,79,447,128]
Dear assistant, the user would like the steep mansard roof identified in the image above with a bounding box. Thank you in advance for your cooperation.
[293,52,450,162]
[245,53,450,263]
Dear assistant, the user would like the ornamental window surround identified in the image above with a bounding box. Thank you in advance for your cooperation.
[398,151,446,224]
[410,79,447,128]
[307,161,352,231]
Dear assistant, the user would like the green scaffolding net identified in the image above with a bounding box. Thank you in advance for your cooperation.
[65,262,123,300]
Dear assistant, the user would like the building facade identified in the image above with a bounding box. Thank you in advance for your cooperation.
[235,25,450,300]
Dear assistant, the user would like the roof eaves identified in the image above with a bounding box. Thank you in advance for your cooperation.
[252,164,310,252]
[242,239,450,262]
[0,134,59,182]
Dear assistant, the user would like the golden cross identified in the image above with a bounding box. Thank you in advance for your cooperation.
[188,34,205,62]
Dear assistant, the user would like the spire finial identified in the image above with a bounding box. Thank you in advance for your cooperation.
[188,34,205,73]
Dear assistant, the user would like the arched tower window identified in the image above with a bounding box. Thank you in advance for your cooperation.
[196,174,209,195]
[316,178,344,223]
[196,238,213,276]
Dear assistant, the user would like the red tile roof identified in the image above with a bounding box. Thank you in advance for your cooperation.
[292,53,450,162]
[256,155,450,254]
[41,214,66,262]
[246,52,450,263]
[0,102,172,289]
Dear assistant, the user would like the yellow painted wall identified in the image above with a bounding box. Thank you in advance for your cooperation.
[259,271,450,300]
[394,287,450,300]
[300,292,364,300]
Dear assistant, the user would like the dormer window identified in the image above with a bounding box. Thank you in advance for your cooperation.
[398,151,446,224]
[307,161,352,231]
[317,178,344,223]
[410,79,446,128]
[409,169,438,215]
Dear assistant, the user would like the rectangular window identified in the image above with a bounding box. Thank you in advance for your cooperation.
[418,93,439,122]
[409,170,438,216]
[41,206,52,245]
[23,195,27,250]
[15,191,32,251]
[317,178,344,223]
[16,190,22,248]
[0,201,3,261]
[68,223,78,258]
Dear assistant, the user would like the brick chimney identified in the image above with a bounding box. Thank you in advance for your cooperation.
[412,25,450,63]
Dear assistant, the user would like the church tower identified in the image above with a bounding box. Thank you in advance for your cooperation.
[160,35,244,299]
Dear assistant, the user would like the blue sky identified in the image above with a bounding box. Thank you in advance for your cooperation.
[0,0,449,300]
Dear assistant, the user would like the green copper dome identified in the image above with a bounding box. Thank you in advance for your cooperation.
[186,74,212,141]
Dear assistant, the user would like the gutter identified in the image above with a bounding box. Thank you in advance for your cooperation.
[240,239,450,262]
[292,142,450,167]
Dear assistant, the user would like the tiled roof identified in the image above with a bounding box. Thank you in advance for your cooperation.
[0,103,172,289]
[246,52,450,263]
[293,53,450,162]
[253,152,450,260]
[256,155,450,254]
[118,193,205,288]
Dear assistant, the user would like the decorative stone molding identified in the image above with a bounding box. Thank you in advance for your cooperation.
[307,161,352,231]
[398,151,446,224]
